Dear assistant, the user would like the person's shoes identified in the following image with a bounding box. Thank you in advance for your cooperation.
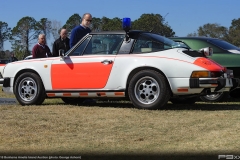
[83,99,96,104]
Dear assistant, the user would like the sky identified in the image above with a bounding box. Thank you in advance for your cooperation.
[1,0,240,51]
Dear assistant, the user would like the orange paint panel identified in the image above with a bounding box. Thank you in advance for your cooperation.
[177,88,188,92]
[0,64,5,66]
[115,92,124,96]
[63,93,71,96]
[51,62,113,89]
[47,93,55,97]
[193,58,224,71]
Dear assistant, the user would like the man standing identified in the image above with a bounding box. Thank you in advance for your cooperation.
[52,29,70,57]
[70,13,92,48]
[32,34,52,58]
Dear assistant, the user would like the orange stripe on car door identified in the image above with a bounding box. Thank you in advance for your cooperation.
[51,62,113,89]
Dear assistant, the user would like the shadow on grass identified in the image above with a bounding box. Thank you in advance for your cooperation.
[42,98,240,111]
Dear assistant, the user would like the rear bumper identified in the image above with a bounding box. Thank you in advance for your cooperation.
[190,78,240,91]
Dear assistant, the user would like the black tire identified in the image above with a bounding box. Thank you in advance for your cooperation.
[170,96,199,104]
[128,70,170,110]
[61,97,85,105]
[200,92,229,102]
[14,72,45,105]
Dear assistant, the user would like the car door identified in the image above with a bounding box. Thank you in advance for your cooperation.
[50,34,124,90]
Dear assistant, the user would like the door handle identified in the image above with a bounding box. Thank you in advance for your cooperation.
[101,60,113,64]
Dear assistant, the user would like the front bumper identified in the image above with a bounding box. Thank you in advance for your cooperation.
[190,77,240,91]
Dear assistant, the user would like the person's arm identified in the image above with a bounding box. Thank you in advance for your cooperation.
[70,29,76,48]
[52,41,57,57]
[32,45,37,58]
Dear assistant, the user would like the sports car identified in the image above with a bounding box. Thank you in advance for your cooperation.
[170,37,240,102]
[0,18,239,109]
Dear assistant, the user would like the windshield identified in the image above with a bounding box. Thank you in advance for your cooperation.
[208,39,240,51]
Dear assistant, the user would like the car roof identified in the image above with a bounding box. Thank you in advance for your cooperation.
[170,36,222,41]
[90,30,152,36]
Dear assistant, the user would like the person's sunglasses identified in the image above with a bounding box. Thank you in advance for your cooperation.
[85,19,92,22]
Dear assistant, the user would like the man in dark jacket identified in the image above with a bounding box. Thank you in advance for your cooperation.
[52,28,70,57]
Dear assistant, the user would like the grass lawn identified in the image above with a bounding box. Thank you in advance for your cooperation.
[0,87,240,159]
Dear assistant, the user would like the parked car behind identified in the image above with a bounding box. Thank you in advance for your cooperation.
[170,37,240,102]
[24,55,33,60]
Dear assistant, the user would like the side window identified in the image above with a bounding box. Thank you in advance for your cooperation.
[174,41,189,48]
[83,34,124,55]
[69,37,91,56]
[132,35,164,53]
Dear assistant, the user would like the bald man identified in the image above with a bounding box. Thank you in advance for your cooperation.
[52,28,70,57]
[70,13,92,48]
[32,34,52,58]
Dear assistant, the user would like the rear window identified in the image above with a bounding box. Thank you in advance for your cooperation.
[208,39,240,51]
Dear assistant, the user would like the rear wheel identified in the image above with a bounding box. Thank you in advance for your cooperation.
[200,92,229,102]
[128,70,170,110]
[14,72,45,105]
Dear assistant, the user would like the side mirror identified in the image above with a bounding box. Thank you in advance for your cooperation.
[59,49,65,60]
[59,49,65,56]
[199,47,213,57]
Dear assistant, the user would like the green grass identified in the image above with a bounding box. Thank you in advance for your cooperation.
[1,87,240,159]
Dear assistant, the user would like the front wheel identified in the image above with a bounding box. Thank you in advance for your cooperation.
[128,70,170,110]
[14,72,45,105]
[200,92,229,102]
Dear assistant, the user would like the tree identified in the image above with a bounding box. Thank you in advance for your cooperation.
[11,16,39,58]
[50,20,62,40]
[132,13,175,37]
[0,21,11,51]
[228,18,240,47]
[0,51,5,59]
[91,17,102,32]
[36,18,52,44]
[101,17,122,31]
[187,32,198,37]
[63,13,81,36]
[197,23,228,39]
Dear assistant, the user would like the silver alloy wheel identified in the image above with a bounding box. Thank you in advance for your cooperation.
[204,92,223,100]
[18,77,37,102]
[134,76,160,104]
